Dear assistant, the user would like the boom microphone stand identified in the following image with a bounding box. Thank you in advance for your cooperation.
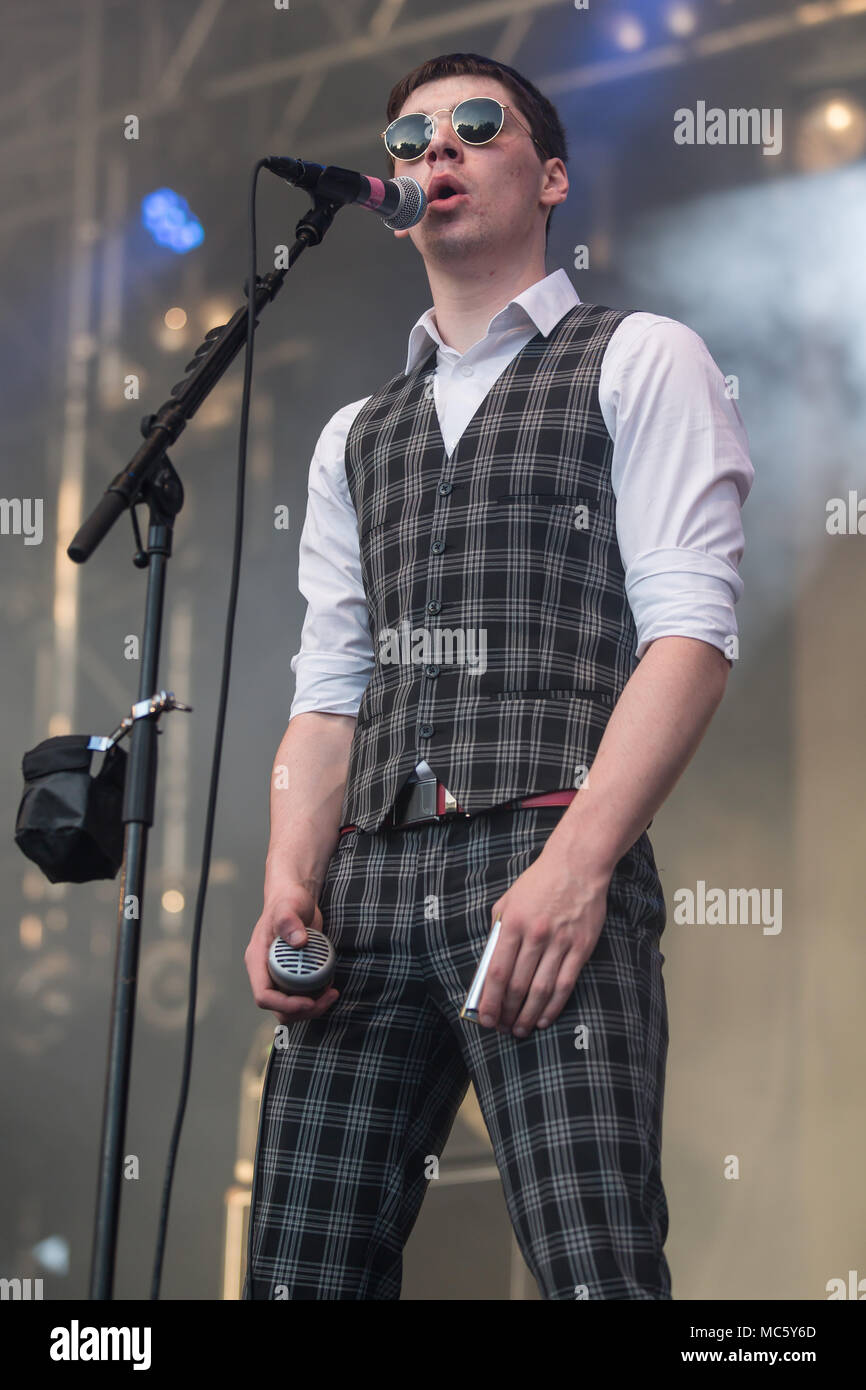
[70,193,342,1300]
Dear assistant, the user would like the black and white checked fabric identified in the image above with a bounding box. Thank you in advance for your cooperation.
[340,301,635,834]
[244,806,670,1300]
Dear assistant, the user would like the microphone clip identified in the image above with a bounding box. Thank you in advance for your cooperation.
[295,194,343,249]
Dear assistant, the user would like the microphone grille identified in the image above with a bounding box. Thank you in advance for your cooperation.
[272,929,332,975]
[383,176,426,231]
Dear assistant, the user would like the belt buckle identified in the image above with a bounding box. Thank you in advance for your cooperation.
[394,777,439,827]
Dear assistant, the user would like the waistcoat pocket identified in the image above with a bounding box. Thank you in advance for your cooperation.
[493,492,593,506]
[494,687,616,706]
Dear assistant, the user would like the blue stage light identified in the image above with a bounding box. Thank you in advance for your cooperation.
[141,188,205,253]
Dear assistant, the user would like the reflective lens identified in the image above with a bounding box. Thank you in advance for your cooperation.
[384,112,434,161]
[451,97,505,145]
[384,98,508,160]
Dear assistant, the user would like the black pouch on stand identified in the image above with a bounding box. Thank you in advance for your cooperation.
[14,733,127,883]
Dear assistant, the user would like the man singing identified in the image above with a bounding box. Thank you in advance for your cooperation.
[243,52,753,1300]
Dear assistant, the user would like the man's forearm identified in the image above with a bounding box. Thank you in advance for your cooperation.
[263,711,357,901]
[543,636,730,876]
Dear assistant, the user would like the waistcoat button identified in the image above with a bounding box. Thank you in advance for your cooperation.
[426,599,442,615]
[431,540,445,554]
[419,723,435,737]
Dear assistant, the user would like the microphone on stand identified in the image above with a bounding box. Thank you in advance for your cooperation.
[264,157,427,230]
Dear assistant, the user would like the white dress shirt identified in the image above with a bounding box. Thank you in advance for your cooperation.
[287,268,753,784]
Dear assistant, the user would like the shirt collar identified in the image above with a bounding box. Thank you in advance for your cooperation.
[403,267,581,376]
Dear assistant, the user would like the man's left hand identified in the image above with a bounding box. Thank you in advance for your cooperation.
[477,849,610,1037]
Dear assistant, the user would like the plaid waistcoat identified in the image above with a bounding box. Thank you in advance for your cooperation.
[339,301,639,835]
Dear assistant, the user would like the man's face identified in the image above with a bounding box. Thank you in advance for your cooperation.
[388,75,565,260]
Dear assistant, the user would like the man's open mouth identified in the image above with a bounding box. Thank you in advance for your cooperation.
[427,180,468,210]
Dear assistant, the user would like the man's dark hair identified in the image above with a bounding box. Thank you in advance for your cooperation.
[384,52,568,250]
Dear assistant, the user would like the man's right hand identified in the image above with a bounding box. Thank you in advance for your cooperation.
[244,884,340,1025]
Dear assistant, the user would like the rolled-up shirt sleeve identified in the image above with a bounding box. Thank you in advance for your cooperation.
[601,313,754,660]
[288,398,376,718]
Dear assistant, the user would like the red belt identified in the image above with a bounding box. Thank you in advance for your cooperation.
[339,783,577,834]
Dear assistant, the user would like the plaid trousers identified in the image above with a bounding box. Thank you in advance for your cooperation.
[244,804,671,1300]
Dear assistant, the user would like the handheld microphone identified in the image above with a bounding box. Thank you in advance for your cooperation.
[268,927,336,998]
[264,157,426,231]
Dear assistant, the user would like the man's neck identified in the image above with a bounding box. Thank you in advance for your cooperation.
[424,253,549,356]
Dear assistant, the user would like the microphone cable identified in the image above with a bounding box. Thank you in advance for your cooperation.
[149,159,268,1299]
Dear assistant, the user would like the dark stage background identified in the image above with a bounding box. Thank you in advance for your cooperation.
[1,0,864,1299]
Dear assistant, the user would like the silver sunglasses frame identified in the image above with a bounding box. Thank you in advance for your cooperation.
[381,97,545,161]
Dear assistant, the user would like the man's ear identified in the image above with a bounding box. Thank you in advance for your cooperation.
[542,157,569,209]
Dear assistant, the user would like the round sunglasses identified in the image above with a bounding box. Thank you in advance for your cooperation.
[381,96,546,163]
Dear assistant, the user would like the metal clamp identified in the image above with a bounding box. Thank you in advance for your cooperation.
[87,689,193,752]
[389,776,471,827]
